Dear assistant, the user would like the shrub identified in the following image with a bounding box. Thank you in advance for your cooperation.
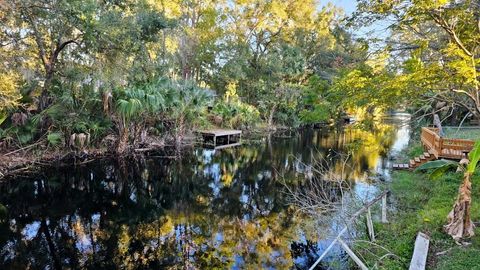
[211,100,260,129]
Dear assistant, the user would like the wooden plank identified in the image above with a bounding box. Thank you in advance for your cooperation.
[197,129,242,136]
[424,152,431,158]
[381,194,388,223]
[420,155,426,160]
[366,207,375,241]
[308,191,389,270]
[338,238,369,270]
[409,232,430,270]
[410,160,416,167]
[414,157,421,163]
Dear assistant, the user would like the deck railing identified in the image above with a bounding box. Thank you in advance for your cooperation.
[421,127,474,159]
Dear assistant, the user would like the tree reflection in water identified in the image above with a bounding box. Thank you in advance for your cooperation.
[0,117,409,269]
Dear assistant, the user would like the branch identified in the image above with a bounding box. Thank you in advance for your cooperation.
[23,11,48,67]
[429,12,473,57]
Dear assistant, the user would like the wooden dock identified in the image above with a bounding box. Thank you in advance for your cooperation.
[393,127,475,170]
[196,129,242,149]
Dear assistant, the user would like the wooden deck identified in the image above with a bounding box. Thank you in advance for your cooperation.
[196,129,242,149]
[394,127,475,170]
[196,129,242,137]
[421,127,474,159]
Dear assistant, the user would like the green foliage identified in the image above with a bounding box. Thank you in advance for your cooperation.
[211,100,260,129]
[354,0,480,119]
[0,0,374,150]
[415,159,458,171]
[299,103,330,124]
[407,143,425,159]
[299,76,334,124]
[0,112,7,127]
[112,78,212,142]
[467,141,480,174]
[47,132,63,147]
[357,169,480,269]
[415,159,459,180]
[0,72,20,111]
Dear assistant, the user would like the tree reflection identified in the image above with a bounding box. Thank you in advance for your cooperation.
[0,122,402,269]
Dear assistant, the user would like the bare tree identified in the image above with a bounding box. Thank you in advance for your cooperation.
[280,153,352,216]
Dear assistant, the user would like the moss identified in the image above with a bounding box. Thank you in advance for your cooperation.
[356,160,480,269]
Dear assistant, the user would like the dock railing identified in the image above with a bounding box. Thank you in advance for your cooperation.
[421,127,474,159]
[308,191,389,270]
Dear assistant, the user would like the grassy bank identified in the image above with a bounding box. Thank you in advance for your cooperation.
[356,143,480,269]
[444,127,480,140]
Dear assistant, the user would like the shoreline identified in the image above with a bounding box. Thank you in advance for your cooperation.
[0,122,351,180]
[355,141,480,269]
[0,126,286,180]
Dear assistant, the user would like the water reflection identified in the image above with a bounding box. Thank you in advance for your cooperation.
[0,115,410,269]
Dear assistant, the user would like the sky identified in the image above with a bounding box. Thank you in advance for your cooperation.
[327,0,357,15]
[322,0,391,44]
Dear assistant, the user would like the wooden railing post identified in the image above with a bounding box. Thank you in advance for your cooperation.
[338,238,369,270]
[382,193,388,223]
[366,207,375,241]
[308,191,389,270]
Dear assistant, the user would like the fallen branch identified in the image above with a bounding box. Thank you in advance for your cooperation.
[4,141,43,156]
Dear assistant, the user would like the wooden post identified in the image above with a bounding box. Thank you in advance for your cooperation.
[382,193,388,223]
[409,232,430,270]
[308,191,388,270]
[338,238,369,270]
[366,207,375,241]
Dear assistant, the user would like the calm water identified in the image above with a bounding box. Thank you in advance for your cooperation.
[0,114,410,270]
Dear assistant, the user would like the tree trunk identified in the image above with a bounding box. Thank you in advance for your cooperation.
[268,103,278,128]
[175,116,185,147]
[39,69,54,111]
[117,126,129,154]
[444,172,475,240]
[433,113,445,137]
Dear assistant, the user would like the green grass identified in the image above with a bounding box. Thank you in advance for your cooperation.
[443,127,480,140]
[355,167,480,269]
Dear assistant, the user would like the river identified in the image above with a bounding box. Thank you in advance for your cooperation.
[0,114,410,269]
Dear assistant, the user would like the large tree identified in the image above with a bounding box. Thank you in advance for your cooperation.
[353,0,480,119]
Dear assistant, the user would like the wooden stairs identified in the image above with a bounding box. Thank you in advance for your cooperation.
[393,150,437,170]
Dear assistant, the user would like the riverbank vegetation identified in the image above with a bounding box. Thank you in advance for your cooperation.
[0,0,372,159]
[1,0,480,268]
[354,141,480,269]
[2,1,479,159]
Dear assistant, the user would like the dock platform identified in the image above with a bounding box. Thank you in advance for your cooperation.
[196,129,242,149]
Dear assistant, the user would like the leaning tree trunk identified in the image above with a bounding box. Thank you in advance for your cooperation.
[444,171,475,240]
[433,113,445,137]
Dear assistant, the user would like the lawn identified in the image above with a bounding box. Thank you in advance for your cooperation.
[443,127,480,140]
[354,143,480,269]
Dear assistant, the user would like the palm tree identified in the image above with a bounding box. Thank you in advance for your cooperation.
[114,81,166,153]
